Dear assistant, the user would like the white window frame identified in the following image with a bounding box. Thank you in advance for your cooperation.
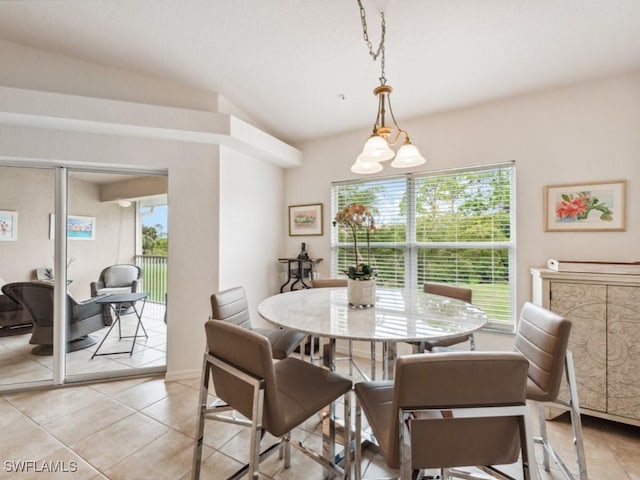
[331,161,516,331]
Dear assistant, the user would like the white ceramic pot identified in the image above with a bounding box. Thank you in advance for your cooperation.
[347,278,376,308]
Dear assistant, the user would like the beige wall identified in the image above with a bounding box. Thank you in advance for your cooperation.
[286,71,640,351]
[218,146,285,325]
[0,167,136,299]
[67,175,137,299]
[0,167,55,282]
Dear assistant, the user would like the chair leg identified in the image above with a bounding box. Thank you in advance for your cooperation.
[310,335,316,363]
[468,333,476,351]
[343,391,352,479]
[349,340,354,376]
[521,406,541,480]
[191,356,211,480]
[534,352,588,480]
[536,401,551,473]
[322,389,337,478]
[283,432,291,468]
[382,342,388,380]
[248,381,265,480]
[565,351,588,480]
[370,341,376,380]
[355,400,362,480]
[399,410,412,480]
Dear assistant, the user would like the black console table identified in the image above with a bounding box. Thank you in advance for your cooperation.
[278,257,323,292]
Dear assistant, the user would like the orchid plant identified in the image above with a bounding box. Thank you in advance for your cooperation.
[333,203,376,280]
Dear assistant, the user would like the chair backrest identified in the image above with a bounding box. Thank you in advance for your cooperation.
[2,282,55,326]
[423,282,472,303]
[204,319,283,431]
[311,278,348,288]
[1,282,89,326]
[210,286,253,329]
[515,302,572,402]
[388,352,529,470]
[99,264,141,288]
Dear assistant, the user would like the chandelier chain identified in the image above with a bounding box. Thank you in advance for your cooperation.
[357,0,386,83]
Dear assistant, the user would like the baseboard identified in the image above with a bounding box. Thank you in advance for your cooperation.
[164,368,201,382]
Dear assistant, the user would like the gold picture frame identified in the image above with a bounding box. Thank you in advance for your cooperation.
[289,203,323,236]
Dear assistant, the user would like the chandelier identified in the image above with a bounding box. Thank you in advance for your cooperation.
[351,0,426,175]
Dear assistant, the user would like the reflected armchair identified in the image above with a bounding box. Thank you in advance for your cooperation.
[0,278,32,336]
[1,282,105,355]
[91,264,142,324]
[91,264,141,297]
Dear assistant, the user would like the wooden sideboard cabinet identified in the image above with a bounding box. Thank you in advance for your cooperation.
[531,268,640,426]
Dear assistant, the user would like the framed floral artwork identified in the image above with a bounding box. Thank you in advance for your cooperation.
[289,203,323,236]
[0,210,18,241]
[544,180,626,232]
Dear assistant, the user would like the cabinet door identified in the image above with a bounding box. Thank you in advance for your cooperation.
[550,282,607,412]
[607,286,640,420]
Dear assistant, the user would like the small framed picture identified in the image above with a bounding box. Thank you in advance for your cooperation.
[289,203,323,236]
[0,210,18,241]
[544,180,626,232]
[50,214,97,240]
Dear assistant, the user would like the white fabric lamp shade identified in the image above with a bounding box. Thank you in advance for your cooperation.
[390,143,426,168]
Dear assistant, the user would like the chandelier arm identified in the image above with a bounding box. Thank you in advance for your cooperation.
[384,129,405,146]
[385,94,408,144]
[376,88,386,131]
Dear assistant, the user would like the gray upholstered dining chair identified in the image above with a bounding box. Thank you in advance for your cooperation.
[210,286,305,360]
[354,351,538,480]
[192,320,353,480]
[515,302,587,480]
[406,282,476,354]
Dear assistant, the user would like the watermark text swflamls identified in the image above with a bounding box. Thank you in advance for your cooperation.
[4,460,78,473]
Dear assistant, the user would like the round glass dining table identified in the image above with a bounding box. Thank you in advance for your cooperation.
[258,286,488,379]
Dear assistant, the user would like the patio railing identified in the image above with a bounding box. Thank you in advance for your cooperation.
[135,255,167,304]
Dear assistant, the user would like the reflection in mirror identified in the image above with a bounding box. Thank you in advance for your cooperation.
[65,171,168,379]
[0,166,55,388]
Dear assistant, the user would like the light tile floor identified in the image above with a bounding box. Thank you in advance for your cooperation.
[0,357,639,479]
[0,302,166,388]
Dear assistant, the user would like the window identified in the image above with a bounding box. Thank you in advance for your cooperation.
[331,162,515,331]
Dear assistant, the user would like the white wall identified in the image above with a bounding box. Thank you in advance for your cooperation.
[218,146,285,325]
[286,71,640,351]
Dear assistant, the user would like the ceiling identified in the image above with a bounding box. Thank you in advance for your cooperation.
[1,0,640,145]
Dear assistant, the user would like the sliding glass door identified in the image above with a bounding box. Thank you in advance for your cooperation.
[0,165,55,389]
[65,170,168,381]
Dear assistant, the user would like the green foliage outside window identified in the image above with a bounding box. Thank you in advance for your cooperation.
[142,225,168,255]
[332,166,514,328]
